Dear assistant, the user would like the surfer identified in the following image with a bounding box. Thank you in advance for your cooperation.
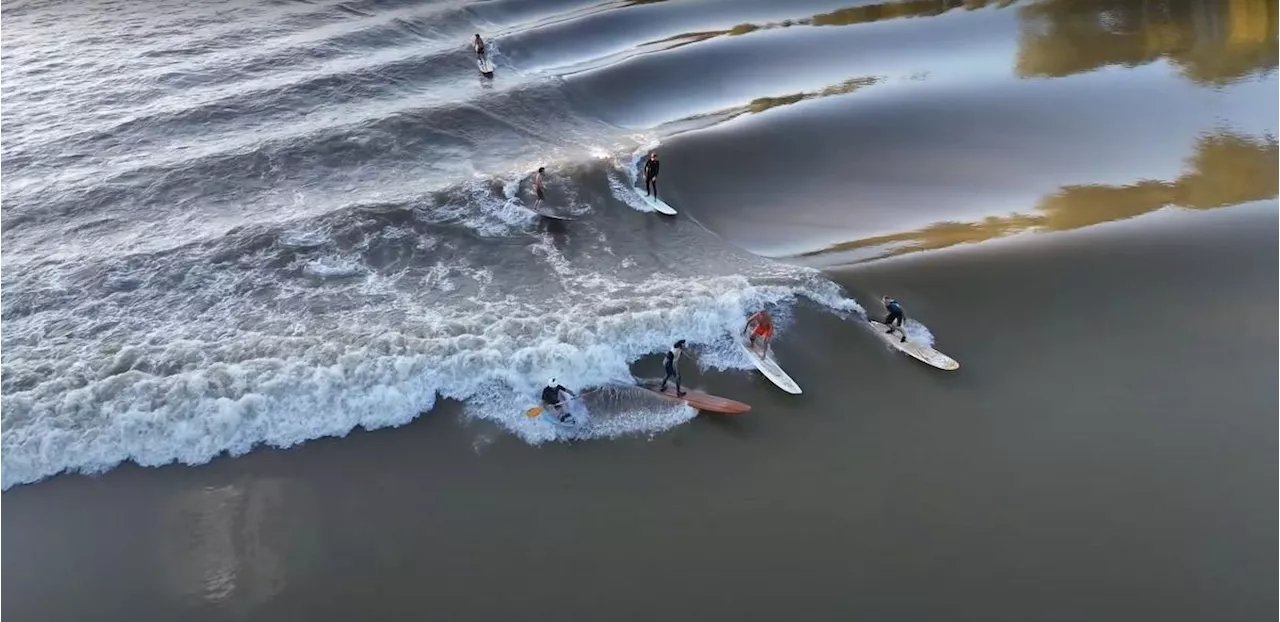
[541,378,577,423]
[643,152,660,198]
[659,340,688,397]
[473,34,486,62]
[533,166,546,208]
[881,296,907,343]
[744,310,774,355]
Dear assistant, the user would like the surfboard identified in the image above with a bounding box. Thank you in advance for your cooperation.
[738,334,802,394]
[867,320,960,371]
[477,57,494,75]
[633,186,677,215]
[637,382,751,415]
[537,399,588,428]
[529,204,574,221]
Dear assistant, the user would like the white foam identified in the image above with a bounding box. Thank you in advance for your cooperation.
[0,261,863,490]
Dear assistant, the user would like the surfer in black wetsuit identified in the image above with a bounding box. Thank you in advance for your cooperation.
[541,378,576,422]
[473,34,486,62]
[533,166,546,208]
[659,340,687,397]
[643,152,659,198]
[881,296,907,343]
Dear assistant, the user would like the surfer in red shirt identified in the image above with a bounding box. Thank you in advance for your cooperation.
[744,310,774,355]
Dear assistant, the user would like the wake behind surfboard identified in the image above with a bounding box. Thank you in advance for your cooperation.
[632,187,677,215]
[867,320,959,371]
[738,335,802,394]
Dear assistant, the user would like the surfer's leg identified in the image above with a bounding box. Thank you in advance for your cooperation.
[675,371,685,397]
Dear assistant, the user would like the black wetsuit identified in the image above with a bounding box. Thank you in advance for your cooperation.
[541,384,574,421]
[644,158,659,197]
[660,347,683,395]
[541,384,571,405]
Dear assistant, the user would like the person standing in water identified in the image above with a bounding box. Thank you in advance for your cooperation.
[881,295,907,343]
[744,310,774,355]
[659,340,687,397]
[643,152,660,198]
[473,34,487,62]
[541,377,577,422]
[533,166,546,208]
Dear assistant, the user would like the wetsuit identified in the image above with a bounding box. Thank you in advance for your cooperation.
[541,384,575,421]
[474,39,486,61]
[660,346,684,395]
[882,299,906,342]
[644,157,659,197]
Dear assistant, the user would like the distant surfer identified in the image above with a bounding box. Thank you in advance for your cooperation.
[533,166,546,208]
[541,378,577,423]
[659,340,688,397]
[473,34,487,62]
[744,310,774,355]
[881,296,907,343]
[643,152,660,198]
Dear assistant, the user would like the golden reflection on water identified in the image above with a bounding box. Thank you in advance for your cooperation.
[762,0,1278,262]
[651,0,1008,50]
[799,130,1278,261]
[1017,0,1278,85]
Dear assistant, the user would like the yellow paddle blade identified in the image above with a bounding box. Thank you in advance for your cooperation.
[525,407,543,418]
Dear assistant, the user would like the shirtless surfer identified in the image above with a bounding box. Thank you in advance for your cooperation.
[533,166,546,208]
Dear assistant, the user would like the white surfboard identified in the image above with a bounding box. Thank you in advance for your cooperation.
[633,187,677,215]
[477,57,494,75]
[738,334,802,394]
[868,320,960,371]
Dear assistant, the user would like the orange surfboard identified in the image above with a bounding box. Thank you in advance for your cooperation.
[638,382,751,415]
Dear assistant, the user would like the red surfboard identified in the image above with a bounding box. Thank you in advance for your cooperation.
[637,382,751,415]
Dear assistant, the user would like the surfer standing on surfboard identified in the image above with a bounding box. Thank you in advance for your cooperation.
[533,167,546,208]
[541,378,577,423]
[881,296,907,343]
[643,152,660,198]
[473,34,486,62]
[659,340,688,397]
[744,310,774,355]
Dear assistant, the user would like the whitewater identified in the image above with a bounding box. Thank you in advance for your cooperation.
[0,0,961,490]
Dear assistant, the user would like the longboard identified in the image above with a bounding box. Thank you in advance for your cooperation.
[738,334,802,394]
[477,57,494,76]
[868,320,960,371]
[633,186,677,215]
[529,204,574,221]
[637,382,751,415]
